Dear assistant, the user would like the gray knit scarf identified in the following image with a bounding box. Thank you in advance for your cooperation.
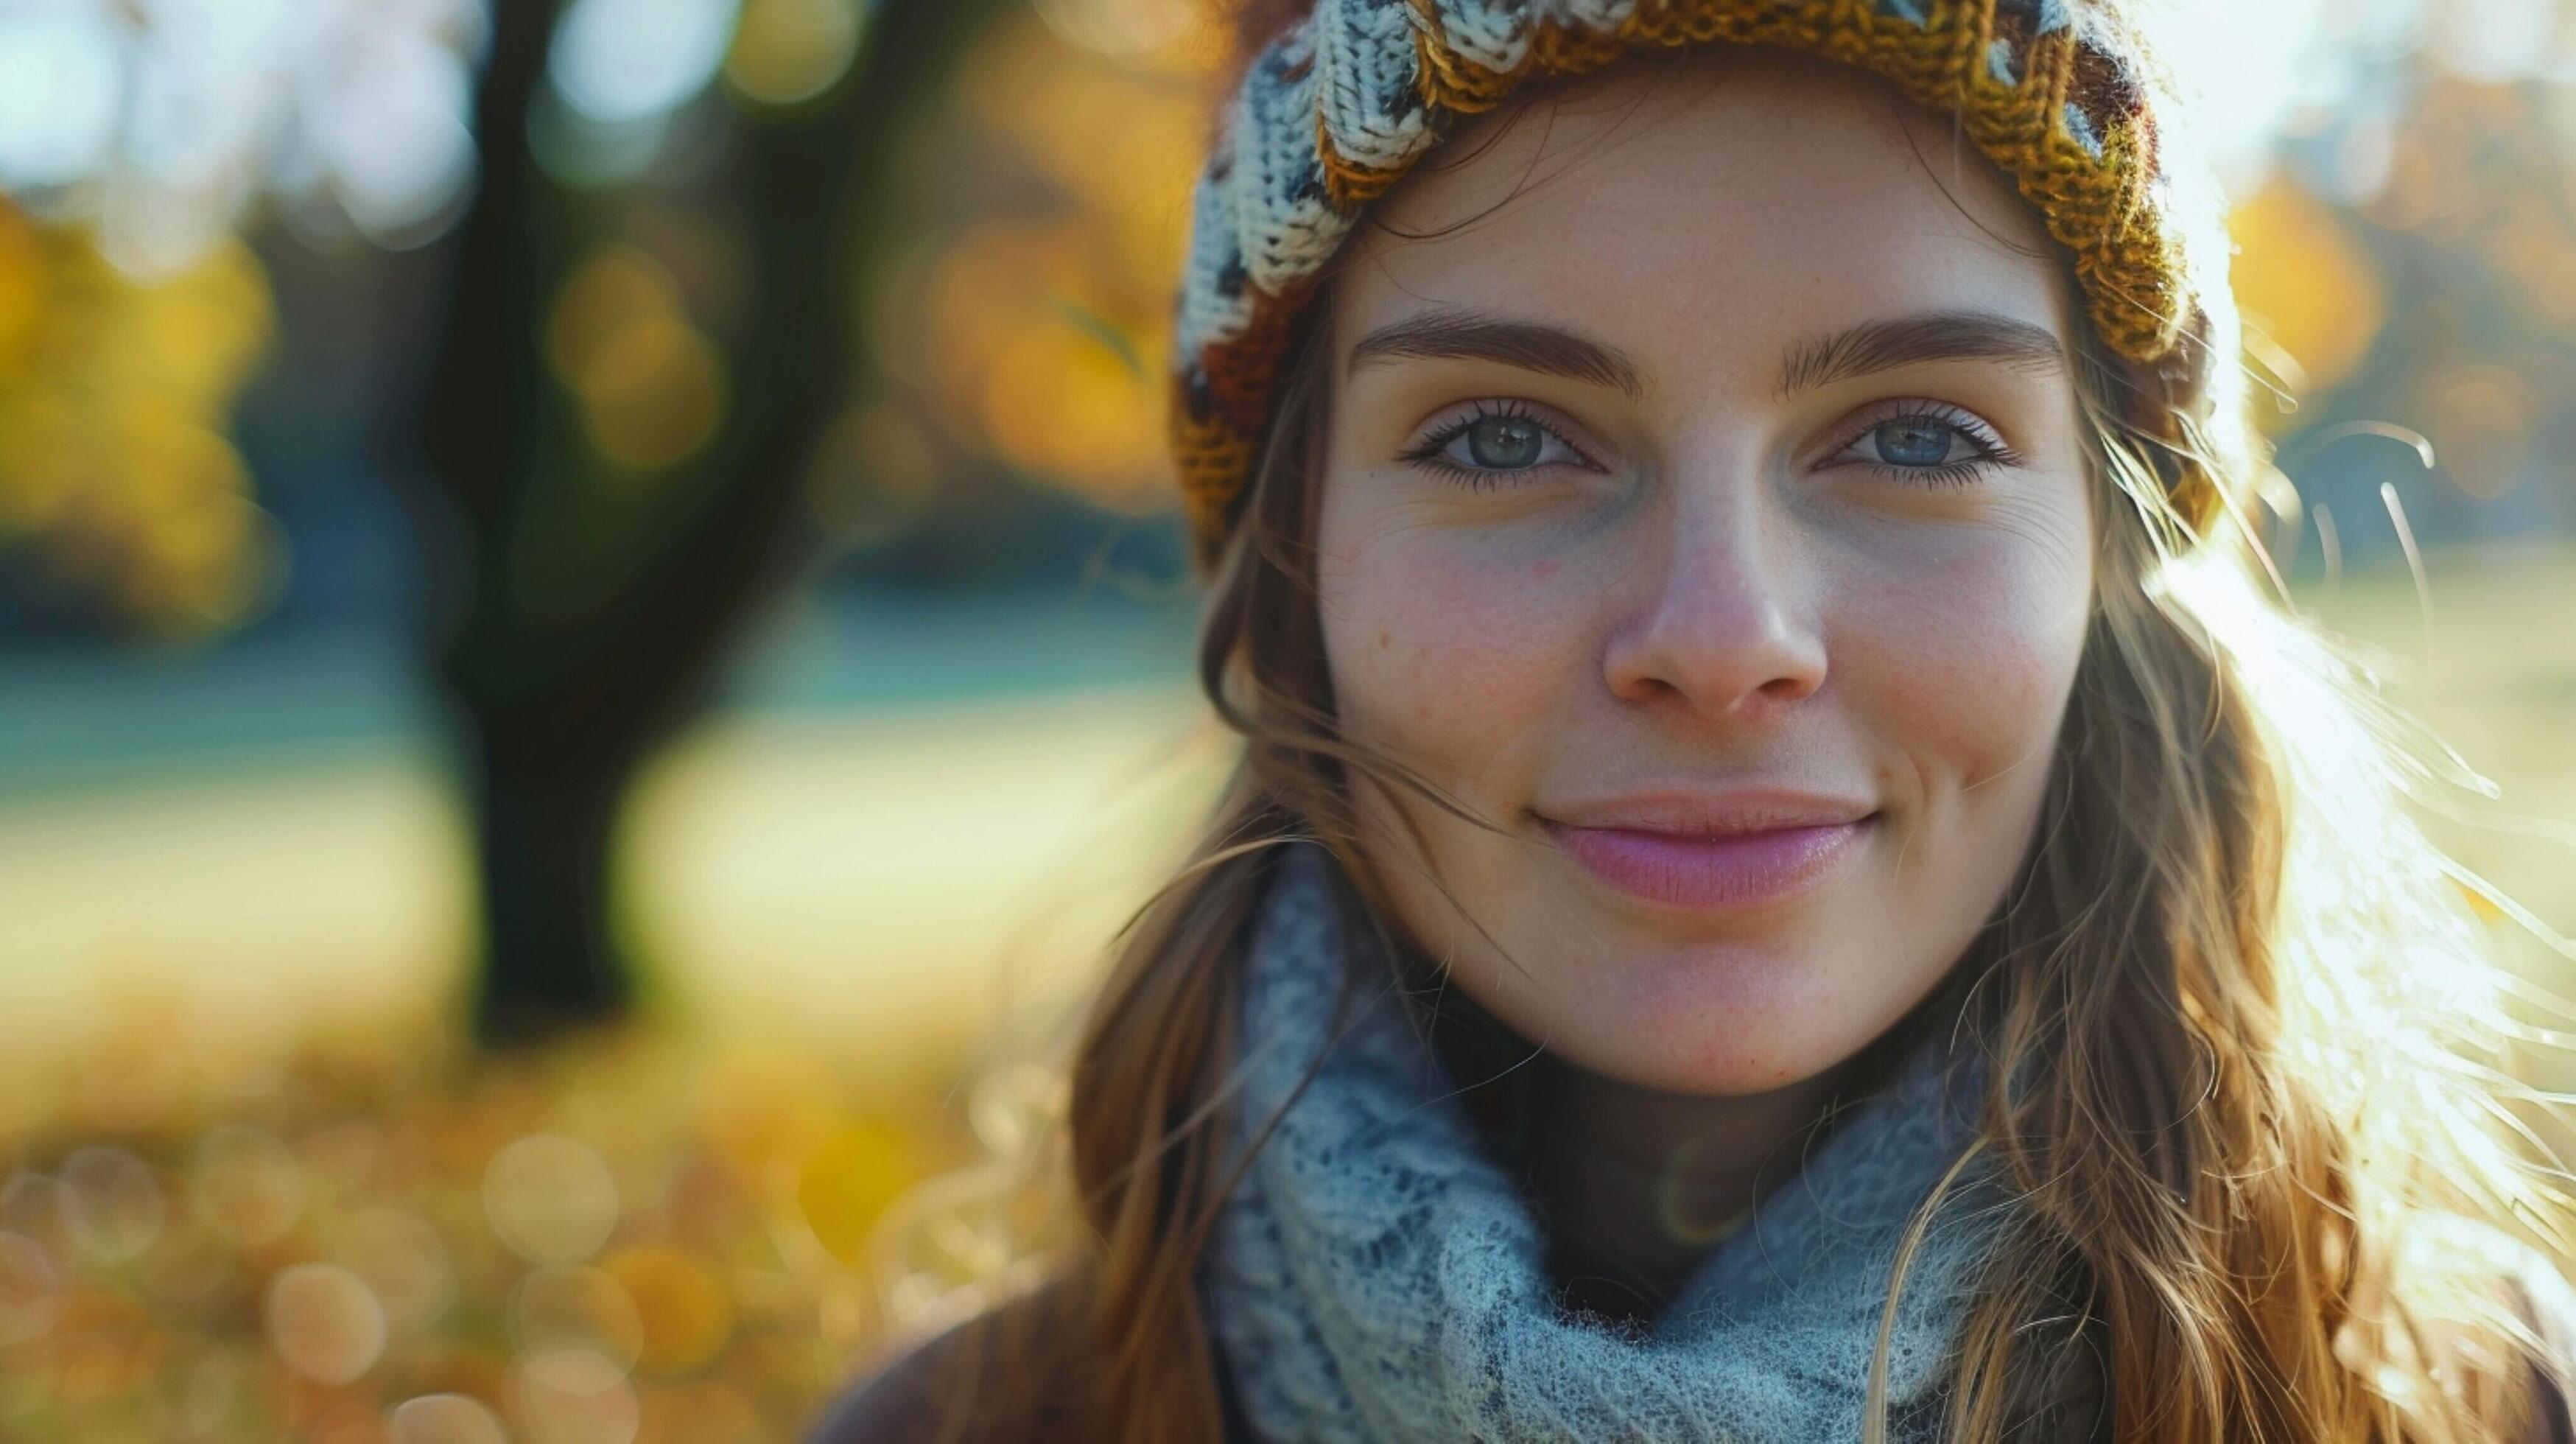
[1199,844,2015,1443]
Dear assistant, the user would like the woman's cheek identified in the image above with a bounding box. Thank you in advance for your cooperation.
[1327,530,1573,771]
[1842,536,2088,787]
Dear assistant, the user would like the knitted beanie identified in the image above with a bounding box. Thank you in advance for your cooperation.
[1166,0,2246,572]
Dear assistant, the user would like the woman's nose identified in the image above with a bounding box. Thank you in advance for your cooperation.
[1599,491,1829,721]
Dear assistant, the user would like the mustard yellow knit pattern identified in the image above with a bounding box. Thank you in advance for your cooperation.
[1169,0,2231,568]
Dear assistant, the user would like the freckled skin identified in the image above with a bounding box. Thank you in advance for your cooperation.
[1314,52,2095,1097]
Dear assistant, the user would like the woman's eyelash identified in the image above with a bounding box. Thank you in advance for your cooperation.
[1833,402,2021,488]
[1396,400,1593,489]
[1396,399,2018,491]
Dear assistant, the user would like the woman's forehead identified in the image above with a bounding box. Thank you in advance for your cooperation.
[1336,48,2077,385]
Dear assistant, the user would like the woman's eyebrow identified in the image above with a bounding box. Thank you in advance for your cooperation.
[1341,308,2066,402]
[1344,309,1645,399]
[1776,311,2067,398]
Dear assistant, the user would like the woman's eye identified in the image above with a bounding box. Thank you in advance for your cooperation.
[1462,414,1548,469]
[1399,402,1593,486]
[1831,406,2015,486]
[1869,417,1963,467]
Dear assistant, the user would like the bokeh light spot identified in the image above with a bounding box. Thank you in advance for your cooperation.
[484,1135,622,1266]
[575,315,728,472]
[303,27,478,246]
[548,245,684,385]
[323,1208,456,1338]
[512,1345,641,1444]
[192,1124,306,1249]
[387,1392,510,1444]
[725,0,863,107]
[2430,0,2554,85]
[265,1262,390,1386]
[547,244,728,473]
[548,0,744,127]
[62,1145,166,1264]
[0,8,127,190]
[1031,0,1195,59]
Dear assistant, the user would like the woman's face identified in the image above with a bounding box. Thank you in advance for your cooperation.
[1315,49,2097,1096]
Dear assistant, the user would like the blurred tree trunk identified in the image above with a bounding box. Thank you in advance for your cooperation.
[418,0,1011,1046]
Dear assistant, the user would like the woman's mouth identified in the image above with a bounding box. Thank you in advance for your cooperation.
[1532,793,1878,911]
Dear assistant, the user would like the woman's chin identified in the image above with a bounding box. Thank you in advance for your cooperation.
[1484,936,1903,1098]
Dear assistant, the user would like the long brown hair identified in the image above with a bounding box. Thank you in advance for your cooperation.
[893,52,2576,1444]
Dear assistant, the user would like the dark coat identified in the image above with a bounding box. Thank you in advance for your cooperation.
[804,1262,2576,1444]
[801,1278,1254,1443]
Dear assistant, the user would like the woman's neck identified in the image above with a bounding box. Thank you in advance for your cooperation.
[1529,1059,1850,1321]
[1417,956,1955,1325]
[1429,1000,1940,1326]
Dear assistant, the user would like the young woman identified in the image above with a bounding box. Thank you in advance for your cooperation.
[817,1,2576,1439]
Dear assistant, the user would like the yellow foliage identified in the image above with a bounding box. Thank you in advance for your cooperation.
[603,1245,734,1375]
[0,208,41,385]
[696,1044,844,1185]
[0,198,278,637]
[888,12,1206,512]
[967,16,1202,270]
[922,219,1173,508]
[980,318,1169,491]
[2228,176,2386,429]
[795,1119,919,1268]
[0,1020,971,1440]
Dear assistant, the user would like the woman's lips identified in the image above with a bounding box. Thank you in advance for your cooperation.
[1536,813,1875,911]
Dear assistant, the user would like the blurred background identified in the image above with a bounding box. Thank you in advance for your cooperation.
[0,0,2573,1439]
